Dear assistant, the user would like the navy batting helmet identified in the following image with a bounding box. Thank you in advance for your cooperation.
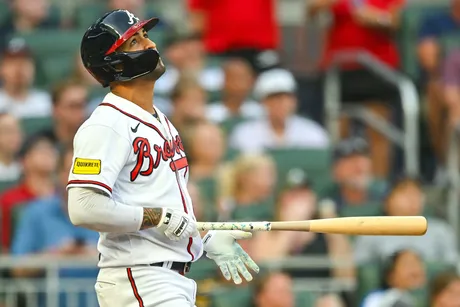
[80,9,162,87]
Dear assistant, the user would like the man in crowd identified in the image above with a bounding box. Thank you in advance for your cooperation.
[324,137,388,212]
[0,132,57,252]
[169,74,207,134]
[0,112,22,182]
[42,79,88,149]
[0,0,59,49]
[354,177,458,265]
[229,68,329,153]
[0,38,51,118]
[206,58,263,124]
[253,272,295,307]
[10,146,99,307]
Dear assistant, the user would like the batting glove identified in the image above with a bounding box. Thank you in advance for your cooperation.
[156,208,199,241]
[203,230,260,284]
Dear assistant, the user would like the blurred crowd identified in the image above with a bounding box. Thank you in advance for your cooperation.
[0,0,460,307]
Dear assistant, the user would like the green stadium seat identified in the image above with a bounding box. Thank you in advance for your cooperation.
[267,148,332,194]
[0,1,10,26]
[75,3,106,29]
[210,286,253,307]
[196,177,219,221]
[440,34,460,54]
[231,199,276,222]
[0,180,17,194]
[224,148,239,161]
[295,291,319,306]
[20,117,53,137]
[339,203,383,218]
[357,263,382,303]
[220,116,247,136]
[187,259,218,282]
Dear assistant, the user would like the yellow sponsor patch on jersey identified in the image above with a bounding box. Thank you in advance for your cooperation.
[72,158,101,175]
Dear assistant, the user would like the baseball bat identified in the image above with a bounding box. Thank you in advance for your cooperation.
[196,216,428,236]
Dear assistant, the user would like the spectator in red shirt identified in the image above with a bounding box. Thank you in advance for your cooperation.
[308,0,404,178]
[187,0,280,73]
[0,131,57,252]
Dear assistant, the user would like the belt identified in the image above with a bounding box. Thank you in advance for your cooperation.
[149,261,191,275]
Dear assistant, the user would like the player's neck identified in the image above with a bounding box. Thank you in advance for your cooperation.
[111,82,155,114]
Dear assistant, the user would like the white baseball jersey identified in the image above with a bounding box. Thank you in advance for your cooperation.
[67,92,203,268]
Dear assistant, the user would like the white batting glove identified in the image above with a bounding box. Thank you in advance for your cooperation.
[156,208,199,241]
[203,230,260,284]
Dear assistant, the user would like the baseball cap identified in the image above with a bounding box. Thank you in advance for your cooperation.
[333,137,369,161]
[2,37,32,59]
[253,68,297,101]
[284,168,313,190]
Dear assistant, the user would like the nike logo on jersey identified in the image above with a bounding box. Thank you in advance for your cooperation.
[131,123,140,133]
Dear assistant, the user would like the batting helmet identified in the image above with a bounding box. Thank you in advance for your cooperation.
[80,9,161,87]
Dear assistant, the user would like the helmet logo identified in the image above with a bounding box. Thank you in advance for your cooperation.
[126,11,139,25]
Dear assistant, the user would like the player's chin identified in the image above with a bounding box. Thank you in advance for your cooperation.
[146,58,166,81]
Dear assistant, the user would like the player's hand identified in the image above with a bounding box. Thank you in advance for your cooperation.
[156,208,199,241]
[203,230,260,285]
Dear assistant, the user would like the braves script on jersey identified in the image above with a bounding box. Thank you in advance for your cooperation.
[68,93,203,267]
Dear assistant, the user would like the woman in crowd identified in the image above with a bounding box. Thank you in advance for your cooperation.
[361,249,426,307]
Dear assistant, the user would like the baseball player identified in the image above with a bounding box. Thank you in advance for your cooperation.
[66,9,259,307]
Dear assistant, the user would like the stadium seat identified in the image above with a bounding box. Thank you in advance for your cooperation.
[356,263,382,304]
[196,178,219,221]
[220,116,248,136]
[339,203,383,218]
[187,259,218,282]
[267,148,332,194]
[210,286,253,307]
[231,199,276,222]
[0,180,17,195]
[20,117,53,137]
[75,3,106,29]
[295,291,318,306]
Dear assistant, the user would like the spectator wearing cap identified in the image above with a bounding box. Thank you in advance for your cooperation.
[250,168,355,280]
[0,112,22,182]
[430,271,460,307]
[155,30,223,102]
[206,58,264,125]
[0,131,57,252]
[229,69,329,153]
[41,79,88,149]
[187,0,280,73]
[253,272,295,307]
[0,38,51,118]
[354,177,457,265]
[0,0,59,49]
[323,137,387,211]
[361,249,426,307]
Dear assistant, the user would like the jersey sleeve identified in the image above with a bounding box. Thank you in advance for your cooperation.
[67,124,131,196]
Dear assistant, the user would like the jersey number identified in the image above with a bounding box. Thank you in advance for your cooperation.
[130,137,189,182]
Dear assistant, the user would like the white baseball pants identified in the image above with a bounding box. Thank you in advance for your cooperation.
[94,265,197,307]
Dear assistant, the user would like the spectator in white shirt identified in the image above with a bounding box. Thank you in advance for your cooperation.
[0,38,51,118]
[229,69,329,152]
[207,58,264,123]
[0,112,22,181]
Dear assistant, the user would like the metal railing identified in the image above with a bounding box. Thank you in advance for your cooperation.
[324,50,420,177]
[0,255,356,307]
[447,132,460,251]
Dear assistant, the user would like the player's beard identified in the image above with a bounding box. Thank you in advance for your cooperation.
[147,57,166,81]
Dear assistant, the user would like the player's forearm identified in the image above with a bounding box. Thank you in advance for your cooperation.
[140,208,164,230]
[68,187,144,232]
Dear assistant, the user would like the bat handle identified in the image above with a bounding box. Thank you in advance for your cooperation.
[196,222,272,232]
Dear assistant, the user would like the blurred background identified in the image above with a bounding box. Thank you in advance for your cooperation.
[0,0,460,306]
